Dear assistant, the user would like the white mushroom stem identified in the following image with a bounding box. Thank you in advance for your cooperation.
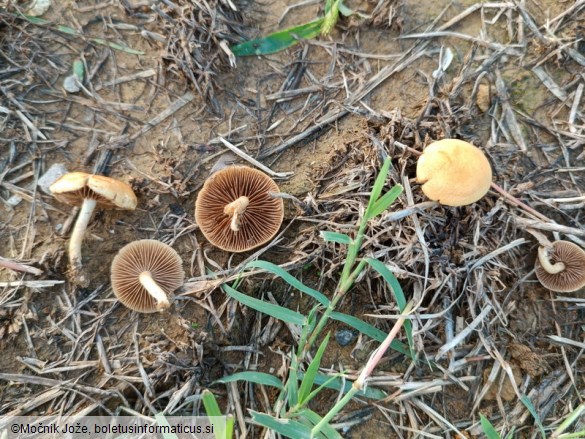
[139,271,170,310]
[69,198,97,270]
[538,246,565,274]
[224,196,250,232]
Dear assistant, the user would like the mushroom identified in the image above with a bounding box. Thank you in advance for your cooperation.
[535,241,585,292]
[49,172,137,281]
[195,165,284,252]
[110,239,184,313]
[416,139,493,206]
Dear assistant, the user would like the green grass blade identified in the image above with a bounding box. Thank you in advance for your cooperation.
[295,410,342,439]
[223,284,305,326]
[213,371,284,389]
[365,158,392,215]
[298,333,330,404]
[17,14,144,54]
[251,412,312,439]
[480,414,501,439]
[231,18,324,57]
[202,390,232,439]
[367,184,403,219]
[202,390,223,416]
[520,396,546,439]
[90,38,145,55]
[154,414,180,439]
[320,231,353,245]
[288,351,299,407]
[366,258,414,358]
[337,1,354,16]
[299,372,387,399]
[330,311,410,356]
[245,260,330,306]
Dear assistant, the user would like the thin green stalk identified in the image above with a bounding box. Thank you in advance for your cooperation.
[304,259,367,352]
[311,302,413,438]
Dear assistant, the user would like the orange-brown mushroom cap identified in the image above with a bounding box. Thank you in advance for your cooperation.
[195,166,284,252]
[50,172,137,210]
[111,240,185,313]
[535,241,585,292]
[416,139,492,206]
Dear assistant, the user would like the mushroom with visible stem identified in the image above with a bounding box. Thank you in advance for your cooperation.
[195,165,284,252]
[533,239,585,293]
[50,172,137,285]
[111,240,184,313]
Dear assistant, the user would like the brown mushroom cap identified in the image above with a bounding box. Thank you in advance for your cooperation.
[416,139,493,206]
[535,241,585,292]
[111,240,185,313]
[195,166,284,252]
[50,172,137,210]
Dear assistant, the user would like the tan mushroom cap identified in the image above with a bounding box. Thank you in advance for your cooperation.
[535,241,585,292]
[416,139,493,206]
[195,166,284,252]
[111,240,185,313]
[50,172,137,210]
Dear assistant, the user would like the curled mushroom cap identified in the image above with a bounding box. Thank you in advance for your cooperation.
[416,139,493,206]
[50,172,137,285]
[111,240,184,313]
[535,241,585,292]
[195,166,284,252]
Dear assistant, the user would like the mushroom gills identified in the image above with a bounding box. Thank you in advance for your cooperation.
[138,271,171,310]
[224,196,250,232]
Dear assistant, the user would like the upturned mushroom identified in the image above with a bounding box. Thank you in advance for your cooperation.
[195,165,284,252]
[416,139,493,206]
[535,241,585,292]
[50,172,137,282]
[110,240,184,313]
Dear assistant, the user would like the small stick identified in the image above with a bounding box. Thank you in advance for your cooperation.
[0,257,43,276]
[490,182,551,222]
[218,137,294,178]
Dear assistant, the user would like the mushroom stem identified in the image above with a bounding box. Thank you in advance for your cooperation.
[139,271,170,310]
[538,246,566,274]
[224,196,250,232]
[69,198,97,270]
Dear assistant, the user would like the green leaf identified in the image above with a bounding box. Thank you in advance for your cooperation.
[202,390,234,439]
[154,413,180,439]
[295,410,342,439]
[320,231,353,245]
[213,372,284,389]
[298,333,330,404]
[366,158,392,215]
[223,284,306,326]
[520,396,546,439]
[245,260,330,307]
[231,18,324,57]
[299,372,387,399]
[251,412,313,439]
[90,38,145,55]
[202,390,223,416]
[72,60,84,81]
[288,351,300,407]
[365,258,414,358]
[17,14,144,54]
[480,414,501,439]
[330,311,410,356]
[367,184,403,219]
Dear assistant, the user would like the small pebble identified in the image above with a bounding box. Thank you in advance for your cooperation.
[335,328,357,347]
[38,163,68,194]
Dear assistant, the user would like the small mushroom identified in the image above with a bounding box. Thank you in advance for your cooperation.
[195,165,284,252]
[110,240,184,313]
[416,139,493,206]
[535,241,585,292]
[50,172,137,282]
